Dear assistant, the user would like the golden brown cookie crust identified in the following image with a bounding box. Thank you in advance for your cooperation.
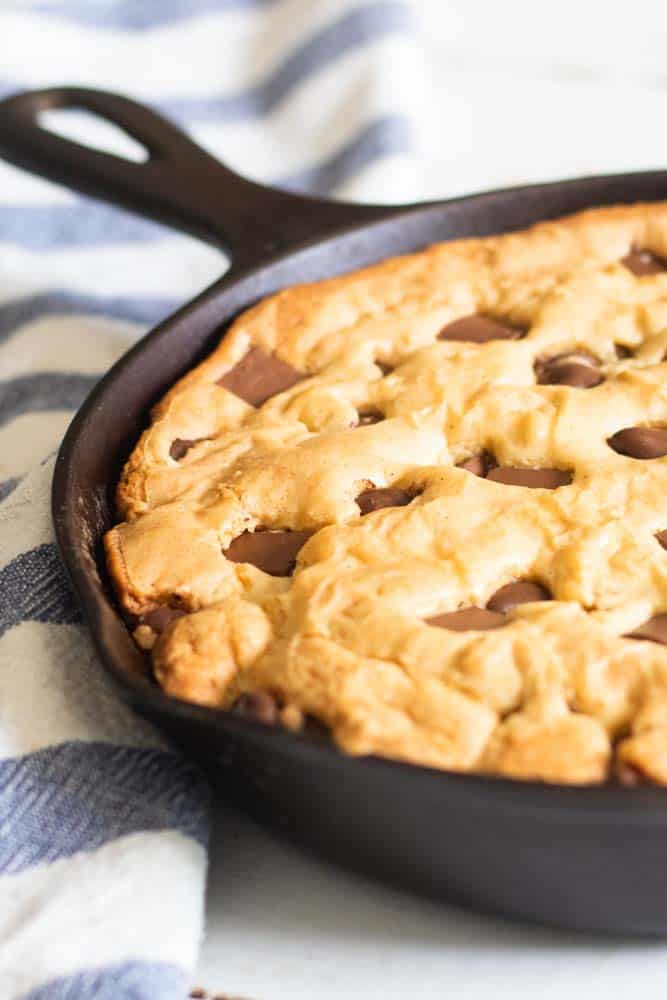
[105,202,667,785]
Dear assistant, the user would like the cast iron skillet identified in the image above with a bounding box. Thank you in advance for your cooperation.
[2,86,667,936]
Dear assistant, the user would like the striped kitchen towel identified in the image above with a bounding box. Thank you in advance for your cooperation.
[0,1,419,997]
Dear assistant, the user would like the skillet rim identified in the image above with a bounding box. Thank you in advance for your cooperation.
[52,173,667,819]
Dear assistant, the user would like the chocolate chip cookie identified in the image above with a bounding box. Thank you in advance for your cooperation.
[105,202,667,785]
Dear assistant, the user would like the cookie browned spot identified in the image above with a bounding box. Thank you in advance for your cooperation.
[169,438,202,460]
[426,607,506,631]
[626,613,667,644]
[486,581,552,613]
[614,343,633,359]
[356,487,414,515]
[656,530,667,550]
[487,467,573,488]
[457,451,495,478]
[224,529,313,576]
[607,427,667,459]
[621,246,667,277]
[355,407,384,426]
[438,314,526,343]
[231,690,279,725]
[376,361,394,376]
[217,346,304,406]
[136,606,186,632]
[535,352,603,388]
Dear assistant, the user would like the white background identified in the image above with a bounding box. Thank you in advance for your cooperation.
[197,2,667,997]
[413,0,667,201]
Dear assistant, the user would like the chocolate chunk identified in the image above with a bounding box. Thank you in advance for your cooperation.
[656,530,667,550]
[487,466,572,488]
[426,607,506,631]
[169,438,201,460]
[232,690,279,725]
[438,314,525,343]
[356,408,384,426]
[457,452,494,478]
[626,613,667,645]
[217,346,303,406]
[615,343,633,359]
[224,529,312,576]
[621,247,667,277]
[459,457,572,489]
[356,487,413,515]
[607,427,667,459]
[535,353,602,388]
[544,362,602,388]
[487,581,552,613]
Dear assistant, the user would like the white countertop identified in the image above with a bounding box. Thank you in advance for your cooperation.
[197,801,667,999]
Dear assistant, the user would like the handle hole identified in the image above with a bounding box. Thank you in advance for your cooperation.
[38,108,148,163]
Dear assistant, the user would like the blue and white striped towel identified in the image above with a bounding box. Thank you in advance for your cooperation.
[0,1,418,996]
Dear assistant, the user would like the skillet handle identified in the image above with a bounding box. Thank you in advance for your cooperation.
[0,86,395,266]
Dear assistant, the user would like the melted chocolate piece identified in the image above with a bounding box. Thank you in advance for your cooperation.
[169,438,201,460]
[487,466,573,488]
[136,606,185,633]
[607,427,667,459]
[217,346,303,406]
[621,247,667,277]
[487,581,552,613]
[457,452,495,478]
[656,530,667,550]
[426,607,506,631]
[356,487,413,515]
[356,408,384,426]
[626,613,667,645]
[457,455,570,488]
[232,690,279,725]
[615,343,633,359]
[535,353,602,388]
[438,314,525,343]
[224,529,312,576]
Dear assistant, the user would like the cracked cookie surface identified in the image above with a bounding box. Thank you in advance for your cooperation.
[105,202,667,785]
